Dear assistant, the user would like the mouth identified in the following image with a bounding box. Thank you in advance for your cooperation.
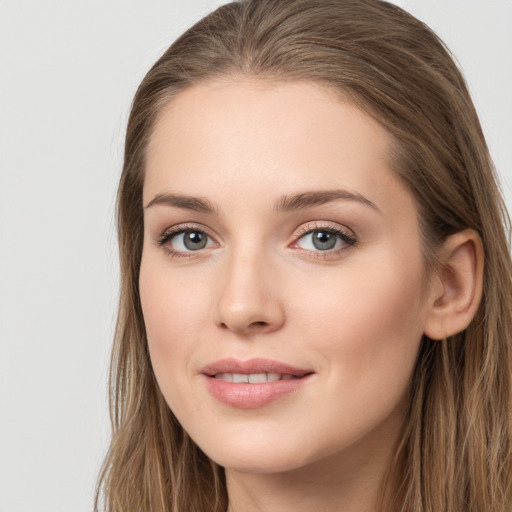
[201,358,314,409]
[201,357,312,379]
[212,372,299,383]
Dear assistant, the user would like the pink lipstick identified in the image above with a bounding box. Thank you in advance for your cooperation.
[201,358,313,409]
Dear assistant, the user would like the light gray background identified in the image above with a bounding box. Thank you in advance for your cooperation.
[0,1,510,511]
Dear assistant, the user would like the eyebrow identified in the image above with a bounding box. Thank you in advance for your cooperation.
[273,189,379,212]
[144,189,378,214]
[145,193,217,214]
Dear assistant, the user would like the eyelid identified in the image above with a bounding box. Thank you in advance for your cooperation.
[290,221,358,258]
[154,223,219,258]
[292,221,355,239]
[156,222,209,243]
[153,221,357,260]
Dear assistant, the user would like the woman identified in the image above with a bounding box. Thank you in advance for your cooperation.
[96,0,512,510]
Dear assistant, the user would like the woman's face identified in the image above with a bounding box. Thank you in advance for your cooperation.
[140,79,434,474]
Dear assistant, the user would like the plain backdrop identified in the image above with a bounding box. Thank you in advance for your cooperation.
[0,1,510,511]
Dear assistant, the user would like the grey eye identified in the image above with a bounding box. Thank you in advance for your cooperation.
[183,231,208,250]
[172,230,213,251]
[296,229,346,251]
[311,230,338,250]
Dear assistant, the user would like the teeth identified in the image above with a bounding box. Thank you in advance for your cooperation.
[214,373,234,382]
[248,373,266,383]
[214,372,297,383]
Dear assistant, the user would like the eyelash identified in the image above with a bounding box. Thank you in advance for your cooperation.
[292,222,358,260]
[155,224,213,259]
[155,222,358,260]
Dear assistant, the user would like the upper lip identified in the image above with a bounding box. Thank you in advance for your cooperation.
[200,358,313,377]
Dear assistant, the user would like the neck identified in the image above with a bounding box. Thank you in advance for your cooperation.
[225,415,403,512]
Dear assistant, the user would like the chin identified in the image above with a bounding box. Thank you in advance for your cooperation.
[213,450,310,474]
[194,430,323,475]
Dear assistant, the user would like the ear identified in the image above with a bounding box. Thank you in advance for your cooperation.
[423,229,484,341]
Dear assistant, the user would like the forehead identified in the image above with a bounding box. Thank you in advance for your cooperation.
[144,78,408,217]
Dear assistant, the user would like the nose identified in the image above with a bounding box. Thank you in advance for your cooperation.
[215,248,285,336]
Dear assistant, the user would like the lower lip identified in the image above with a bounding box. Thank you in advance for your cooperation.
[203,375,312,409]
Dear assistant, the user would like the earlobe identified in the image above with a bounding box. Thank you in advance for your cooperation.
[423,229,484,341]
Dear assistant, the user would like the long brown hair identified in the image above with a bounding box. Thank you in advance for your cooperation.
[95,1,512,510]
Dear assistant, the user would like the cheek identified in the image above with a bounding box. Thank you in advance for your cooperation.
[295,249,427,389]
[139,257,208,379]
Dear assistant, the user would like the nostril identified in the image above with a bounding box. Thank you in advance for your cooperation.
[219,320,270,333]
[249,321,269,328]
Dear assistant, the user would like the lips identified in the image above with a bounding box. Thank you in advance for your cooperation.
[201,358,314,409]
[201,357,312,377]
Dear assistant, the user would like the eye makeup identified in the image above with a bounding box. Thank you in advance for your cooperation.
[153,219,358,261]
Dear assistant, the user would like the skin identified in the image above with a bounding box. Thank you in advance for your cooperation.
[139,79,439,512]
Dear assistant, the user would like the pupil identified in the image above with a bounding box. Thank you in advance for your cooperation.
[312,230,337,250]
[184,232,207,250]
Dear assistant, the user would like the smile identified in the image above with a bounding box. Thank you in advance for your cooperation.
[201,358,313,409]
[213,373,297,383]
